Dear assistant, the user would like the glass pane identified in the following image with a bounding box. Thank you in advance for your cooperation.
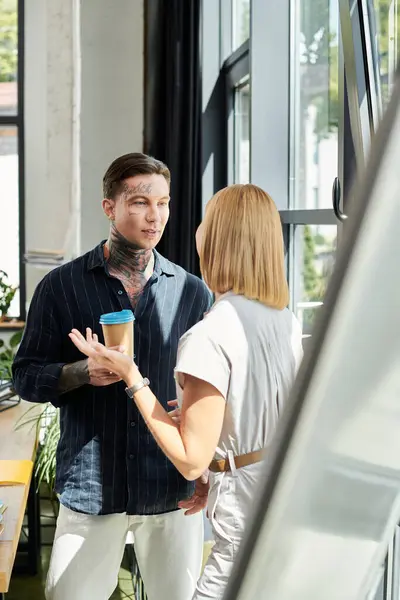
[0,0,18,116]
[291,0,339,209]
[0,125,19,317]
[234,82,250,183]
[292,224,337,335]
[372,0,400,112]
[232,0,250,50]
[225,74,400,599]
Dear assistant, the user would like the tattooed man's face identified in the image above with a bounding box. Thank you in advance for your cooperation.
[102,174,170,249]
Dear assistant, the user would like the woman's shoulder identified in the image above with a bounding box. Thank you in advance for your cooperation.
[179,294,301,349]
[177,295,236,349]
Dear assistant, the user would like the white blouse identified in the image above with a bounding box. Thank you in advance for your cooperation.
[174,291,303,461]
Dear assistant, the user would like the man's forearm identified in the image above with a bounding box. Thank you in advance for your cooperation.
[58,359,89,394]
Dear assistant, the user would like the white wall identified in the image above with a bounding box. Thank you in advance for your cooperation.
[23,0,144,304]
[24,0,75,299]
[79,0,144,253]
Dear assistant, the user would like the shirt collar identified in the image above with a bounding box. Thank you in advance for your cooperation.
[154,250,175,276]
[87,241,175,277]
[87,242,106,271]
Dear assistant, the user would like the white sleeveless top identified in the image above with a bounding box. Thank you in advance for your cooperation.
[174,292,303,550]
[174,291,303,459]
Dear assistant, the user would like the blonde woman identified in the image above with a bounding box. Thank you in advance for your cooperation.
[69,184,303,599]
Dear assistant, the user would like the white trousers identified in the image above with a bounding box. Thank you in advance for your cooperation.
[194,465,262,599]
[45,504,204,600]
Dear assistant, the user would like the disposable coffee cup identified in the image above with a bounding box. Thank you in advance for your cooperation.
[99,309,135,358]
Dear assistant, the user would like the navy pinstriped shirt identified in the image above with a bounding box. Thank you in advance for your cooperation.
[12,243,212,515]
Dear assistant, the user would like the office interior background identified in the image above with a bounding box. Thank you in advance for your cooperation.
[2,0,397,339]
[0,0,399,598]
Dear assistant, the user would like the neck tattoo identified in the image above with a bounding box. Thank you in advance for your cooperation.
[107,224,154,307]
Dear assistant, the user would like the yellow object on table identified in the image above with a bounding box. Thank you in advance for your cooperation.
[0,401,39,593]
[0,460,33,486]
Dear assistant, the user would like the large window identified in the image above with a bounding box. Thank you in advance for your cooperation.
[201,0,339,337]
[202,0,397,339]
[289,0,339,335]
[0,0,24,320]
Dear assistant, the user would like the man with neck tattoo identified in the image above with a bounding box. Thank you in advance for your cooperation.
[12,153,212,600]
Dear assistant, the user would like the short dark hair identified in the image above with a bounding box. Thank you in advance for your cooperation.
[102,153,171,199]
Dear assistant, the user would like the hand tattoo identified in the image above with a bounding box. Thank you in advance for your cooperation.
[58,359,89,394]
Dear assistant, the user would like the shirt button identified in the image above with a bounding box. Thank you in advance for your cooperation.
[129,453,134,460]
[130,421,136,427]
[118,290,123,295]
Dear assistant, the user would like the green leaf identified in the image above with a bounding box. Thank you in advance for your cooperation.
[14,403,47,429]
[9,329,23,348]
[14,401,59,491]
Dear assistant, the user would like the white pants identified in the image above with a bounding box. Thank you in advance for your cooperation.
[45,504,204,600]
[194,465,263,599]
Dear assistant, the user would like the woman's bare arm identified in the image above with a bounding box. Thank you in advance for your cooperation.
[127,372,225,480]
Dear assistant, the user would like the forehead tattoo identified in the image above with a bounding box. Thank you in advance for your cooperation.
[122,181,153,198]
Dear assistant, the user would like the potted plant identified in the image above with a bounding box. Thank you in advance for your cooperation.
[0,270,18,322]
[0,329,23,383]
[0,327,57,494]
[17,403,59,494]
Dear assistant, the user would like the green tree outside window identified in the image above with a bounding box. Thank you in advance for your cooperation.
[0,0,17,83]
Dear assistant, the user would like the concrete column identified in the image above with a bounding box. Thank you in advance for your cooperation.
[24,0,144,302]
[79,0,144,254]
[24,0,75,300]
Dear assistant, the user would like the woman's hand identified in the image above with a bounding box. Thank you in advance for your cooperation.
[178,471,209,515]
[69,328,139,385]
[167,399,181,425]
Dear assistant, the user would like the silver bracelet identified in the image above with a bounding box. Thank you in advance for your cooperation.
[125,377,150,398]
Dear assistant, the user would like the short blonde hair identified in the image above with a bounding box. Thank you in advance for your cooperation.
[200,184,289,310]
